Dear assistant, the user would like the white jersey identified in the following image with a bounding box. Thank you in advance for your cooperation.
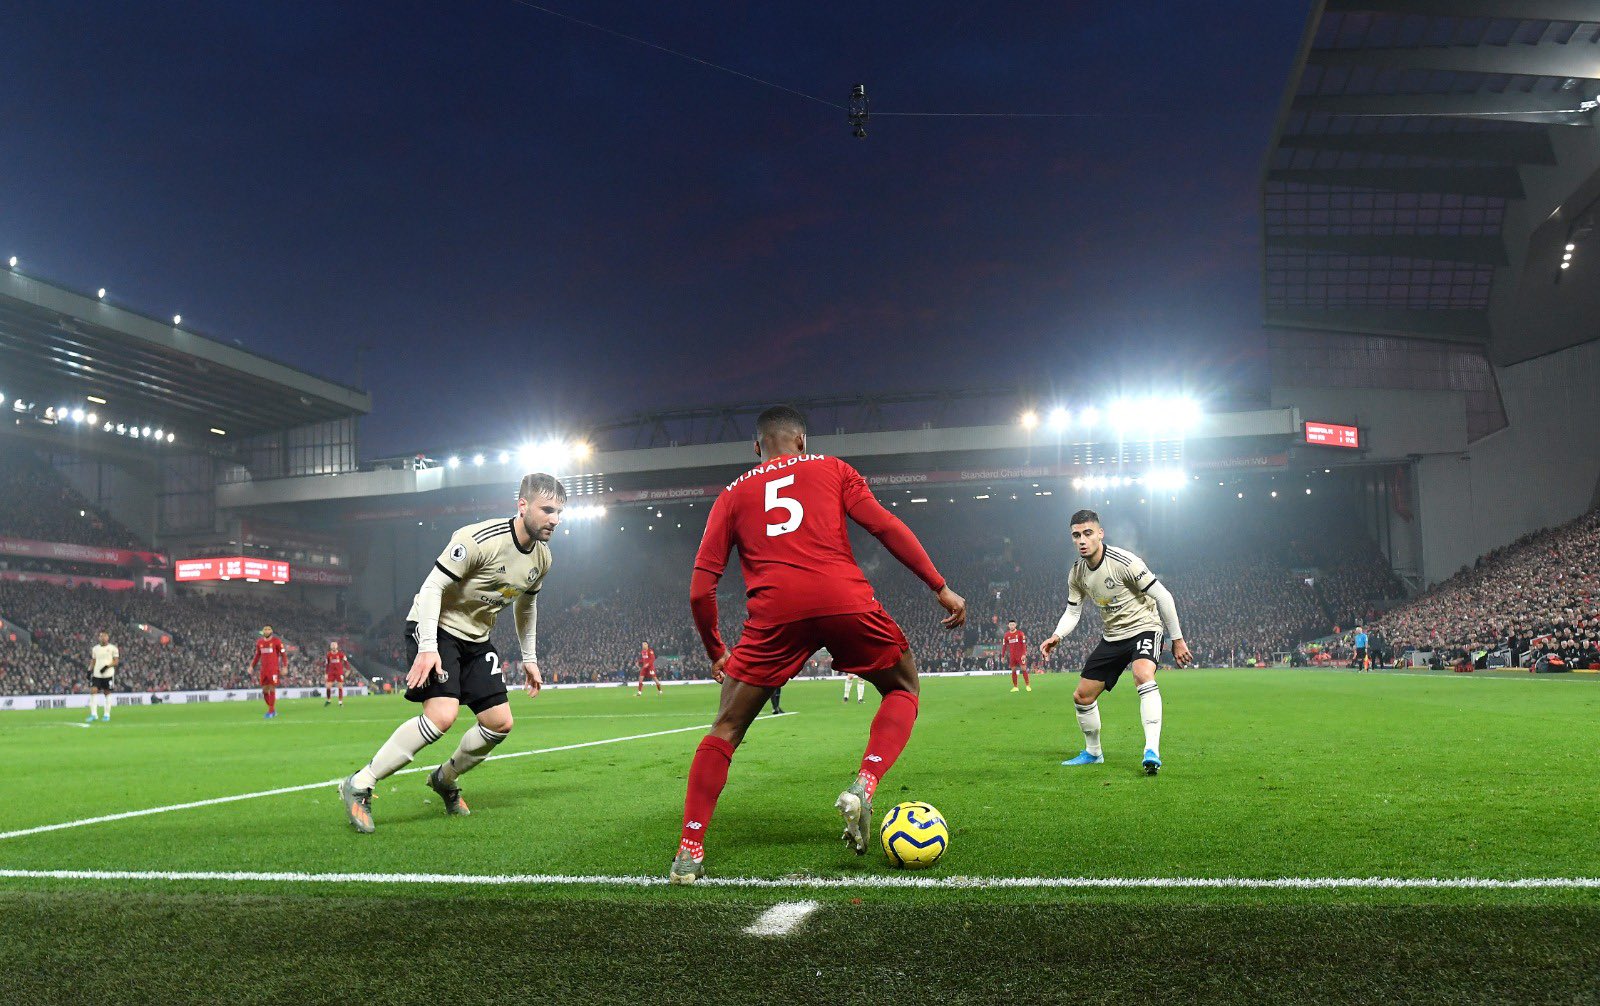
[406,517,553,644]
[1067,545,1165,642]
[91,643,119,678]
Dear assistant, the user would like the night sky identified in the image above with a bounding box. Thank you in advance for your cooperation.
[6,2,1310,456]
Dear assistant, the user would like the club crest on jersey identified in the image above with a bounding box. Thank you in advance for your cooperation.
[1104,576,1117,589]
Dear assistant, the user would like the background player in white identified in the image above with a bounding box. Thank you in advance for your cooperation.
[87,630,118,723]
[1040,509,1191,774]
[338,473,562,833]
[841,672,866,703]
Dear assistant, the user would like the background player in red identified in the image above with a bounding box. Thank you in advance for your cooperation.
[324,640,352,707]
[670,405,966,884]
[637,641,661,696]
[1003,618,1032,692]
[251,625,286,719]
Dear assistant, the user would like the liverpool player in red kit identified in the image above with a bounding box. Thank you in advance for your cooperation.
[1003,618,1032,692]
[670,405,966,884]
[637,641,661,696]
[251,625,287,719]
[324,640,352,707]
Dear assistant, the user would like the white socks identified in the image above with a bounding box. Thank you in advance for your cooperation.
[89,693,110,718]
[437,724,509,785]
[1138,681,1162,755]
[1074,701,1103,757]
[352,715,443,790]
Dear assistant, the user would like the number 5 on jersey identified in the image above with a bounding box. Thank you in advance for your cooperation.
[765,475,805,536]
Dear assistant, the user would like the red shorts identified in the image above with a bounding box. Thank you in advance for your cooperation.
[639,668,657,679]
[1007,654,1026,669]
[325,673,345,683]
[259,675,278,687]
[724,605,908,689]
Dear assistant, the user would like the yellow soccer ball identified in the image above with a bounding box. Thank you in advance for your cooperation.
[879,801,949,869]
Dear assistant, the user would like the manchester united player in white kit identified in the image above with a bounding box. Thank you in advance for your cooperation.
[338,473,562,833]
[1041,509,1191,774]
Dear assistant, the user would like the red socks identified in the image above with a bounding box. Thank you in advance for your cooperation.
[1011,670,1018,686]
[857,689,919,799]
[679,735,735,858]
[265,691,276,713]
[1022,669,1031,685]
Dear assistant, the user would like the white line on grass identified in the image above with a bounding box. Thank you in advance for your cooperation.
[744,901,821,935]
[0,716,795,842]
[0,869,1596,891]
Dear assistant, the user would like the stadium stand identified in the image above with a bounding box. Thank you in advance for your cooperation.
[1373,505,1600,669]
[0,580,357,694]
[0,445,145,550]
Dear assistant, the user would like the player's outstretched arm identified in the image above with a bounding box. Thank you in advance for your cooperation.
[1041,602,1081,657]
[690,495,734,677]
[1144,581,1192,667]
[845,492,952,597]
[513,592,543,697]
[406,564,455,688]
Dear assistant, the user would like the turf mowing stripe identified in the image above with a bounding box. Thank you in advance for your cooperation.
[743,901,821,935]
[0,717,795,841]
[1,869,1597,890]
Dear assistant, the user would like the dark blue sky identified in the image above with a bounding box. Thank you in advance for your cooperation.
[5,2,1310,456]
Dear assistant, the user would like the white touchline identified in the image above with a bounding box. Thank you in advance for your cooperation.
[0,716,795,842]
[0,870,1597,891]
[744,901,821,935]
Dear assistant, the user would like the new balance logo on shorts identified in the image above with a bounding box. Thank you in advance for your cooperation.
[865,754,883,763]
[686,820,704,830]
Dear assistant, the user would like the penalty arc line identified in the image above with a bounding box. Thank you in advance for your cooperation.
[0,716,795,842]
[0,870,1597,891]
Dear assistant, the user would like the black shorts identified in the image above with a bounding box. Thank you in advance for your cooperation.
[1355,647,1368,661]
[403,621,508,714]
[89,675,114,692]
[1080,631,1162,691]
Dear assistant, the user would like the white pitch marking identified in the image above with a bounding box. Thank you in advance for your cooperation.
[0,716,794,842]
[0,869,1596,891]
[744,900,821,935]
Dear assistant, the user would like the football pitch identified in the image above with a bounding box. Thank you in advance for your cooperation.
[1,669,1597,1005]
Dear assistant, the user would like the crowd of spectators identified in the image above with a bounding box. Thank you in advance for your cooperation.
[0,447,145,550]
[418,499,1401,682]
[0,580,358,695]
[1372,505,1600,668]
[3,486,1442,695]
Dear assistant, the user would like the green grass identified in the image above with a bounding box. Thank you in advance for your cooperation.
[1,670,1597,1004]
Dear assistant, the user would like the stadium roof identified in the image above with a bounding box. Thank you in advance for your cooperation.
[0,267,370,441]
[1262,0,1600,342]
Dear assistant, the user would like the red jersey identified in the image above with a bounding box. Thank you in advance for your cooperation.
[639,647,656,673]
[252,636,286,675]
[691,454,945,660]
[325,651,350,678]
[1003,629,1027,659]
